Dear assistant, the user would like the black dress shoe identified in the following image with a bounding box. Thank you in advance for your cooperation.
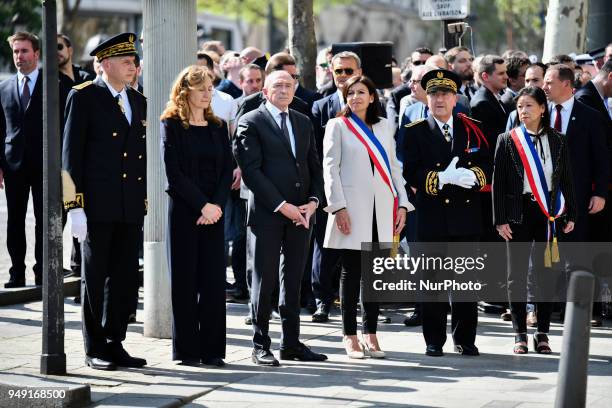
[73,296,81,304]
[455,344,479,356]
[202,357,226,367]
[252,349,279,366]
[312,304,330,322]
[403,312,422,326]
[425,344,444,357]
[110,344,147,367]
[4,279,26,289]
[177,359,200,367]
[280,343,328,361]
[85,356,116,371]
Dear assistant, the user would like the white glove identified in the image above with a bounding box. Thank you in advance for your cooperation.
[67,208,88,243]
[438,157,477,189]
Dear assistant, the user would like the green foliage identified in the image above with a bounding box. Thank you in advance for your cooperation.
[0,0,42,70]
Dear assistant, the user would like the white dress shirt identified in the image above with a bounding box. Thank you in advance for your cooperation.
[549,96,574,134]
[102,76,132,124]
[265,101,296,156]
[433,115,454,140]
[17,67,39,98]
[211,89,238,124]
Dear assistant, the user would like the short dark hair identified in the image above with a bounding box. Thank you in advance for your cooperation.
[57,33,72,48]
[239,63,264,81]
[444,46,470,64]
[8,31,40,52]
[196,50,214,68]
[265,52,296,74]
[414,47,433,56]
[549,54,574,66]
[478,55,505,78]
[506,56,530,79]
[527,62,547,75]
[547,64,575,83]
[515,86,551,133]
[338,75,382,125]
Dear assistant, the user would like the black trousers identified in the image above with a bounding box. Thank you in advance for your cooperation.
[168,198,226,361]
[3,163,42,282]
[507,196,557,334]
[418,235,479,348]
[311,208,342,308]
[81,222,140,358]
[249,222,311,350]
[340,249,379,335]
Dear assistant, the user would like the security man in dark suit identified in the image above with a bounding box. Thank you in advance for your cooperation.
[62,33,147,371]
[403,69,490,357]
[0,31,44,288]
[234,70,327,366]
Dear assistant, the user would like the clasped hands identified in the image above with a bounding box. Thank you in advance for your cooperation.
[280,201,317,229]
[197,203,222,225]
[438,156,477,189]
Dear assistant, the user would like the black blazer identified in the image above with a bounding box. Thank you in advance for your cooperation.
[470,86,509,157]
[235,91,310,125]
[492,128,577,225]
[62,77,147,223]
[387,83,411,116]
[402,114,491,238]
[295,84,322,109]
[311,92,342,163]
[0,70,43,171]
[562,99,609,214]
[161,117,232,213]
[500,88,517,112]
[233,104,324,226]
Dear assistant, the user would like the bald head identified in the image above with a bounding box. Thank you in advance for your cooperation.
[426,54,448,69]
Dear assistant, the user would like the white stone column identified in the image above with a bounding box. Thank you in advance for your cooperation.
[142,0,197,338]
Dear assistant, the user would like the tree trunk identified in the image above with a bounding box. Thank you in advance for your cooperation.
[543,0,589,62]
[288,0,317,90]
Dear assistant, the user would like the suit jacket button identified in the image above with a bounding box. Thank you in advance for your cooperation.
[138,177,143,181]
[436,163,441,167]
[142,135,146,139]
[123,152,127,158]
[112,132,117,137]
[468,161,472,166]
[295,182,301,188]
[296,163,300,168]
[444,199,450,204]
[123,173,127,179]
[138,155,143,159]
[466,199,470,203]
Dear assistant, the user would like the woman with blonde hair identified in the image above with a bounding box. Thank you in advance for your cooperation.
[161,65,233,366]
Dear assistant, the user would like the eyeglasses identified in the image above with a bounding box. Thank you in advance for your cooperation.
[412,60,425,66]
[334,68,354,76]
[57,43,65,51]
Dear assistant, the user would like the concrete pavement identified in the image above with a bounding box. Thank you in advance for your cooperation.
[0,295,611,407]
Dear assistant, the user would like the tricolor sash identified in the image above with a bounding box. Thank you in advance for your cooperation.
[342,114,399,243]
[510,125,566,266]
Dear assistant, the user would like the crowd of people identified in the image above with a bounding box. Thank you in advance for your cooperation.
[0,28,611,370]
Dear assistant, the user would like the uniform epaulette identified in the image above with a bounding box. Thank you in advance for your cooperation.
[72,80,92,90]
[404,118,426,128]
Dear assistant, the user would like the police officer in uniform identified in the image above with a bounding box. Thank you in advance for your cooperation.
[402,69,490,357]
[62,33,147,371]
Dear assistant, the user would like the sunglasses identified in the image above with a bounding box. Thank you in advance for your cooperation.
[334,68,354,75]
[412,60,425,66]
[57,43,66,51]
[318,62,329,69]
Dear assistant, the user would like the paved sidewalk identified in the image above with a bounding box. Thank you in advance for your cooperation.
[0,295,611,407]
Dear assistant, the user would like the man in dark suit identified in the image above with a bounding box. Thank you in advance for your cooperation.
[445,46,477,102]
[62,33,148,371]
[309,51,363,322]
[0,31,44,288]
[500,55,529,112]
[543,64,610,326]
[234,70,327,366]
[403,69,490,357]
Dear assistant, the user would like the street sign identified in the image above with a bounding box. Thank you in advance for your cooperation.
[420,0,469,20]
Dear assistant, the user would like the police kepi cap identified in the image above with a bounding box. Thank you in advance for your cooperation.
[421,69,461,94]
[89,32,138,61]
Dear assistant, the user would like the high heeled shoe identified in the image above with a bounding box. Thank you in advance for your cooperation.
[343,337,365,359]
[360,340,386,359]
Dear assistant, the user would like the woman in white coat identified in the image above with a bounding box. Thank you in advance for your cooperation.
[323,75,413,359]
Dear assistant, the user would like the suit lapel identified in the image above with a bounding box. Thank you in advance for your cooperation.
[11,75,21,112]
[331,93,342,116]
[258,104,294,158]
[485,88,506,117]
[565,100,579,137]
[94,77,130,126]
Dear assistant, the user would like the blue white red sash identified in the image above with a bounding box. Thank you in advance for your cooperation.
[510,125,565,264]
[341,114,399,232]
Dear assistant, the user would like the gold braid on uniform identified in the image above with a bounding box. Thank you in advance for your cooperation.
[470,166,487,189]
[425,171,439,196]
[62,170,84,210]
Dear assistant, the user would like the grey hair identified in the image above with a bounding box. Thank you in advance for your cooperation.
[331,51,361,69]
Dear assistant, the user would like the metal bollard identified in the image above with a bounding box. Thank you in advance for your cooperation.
[554,271,595,408]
